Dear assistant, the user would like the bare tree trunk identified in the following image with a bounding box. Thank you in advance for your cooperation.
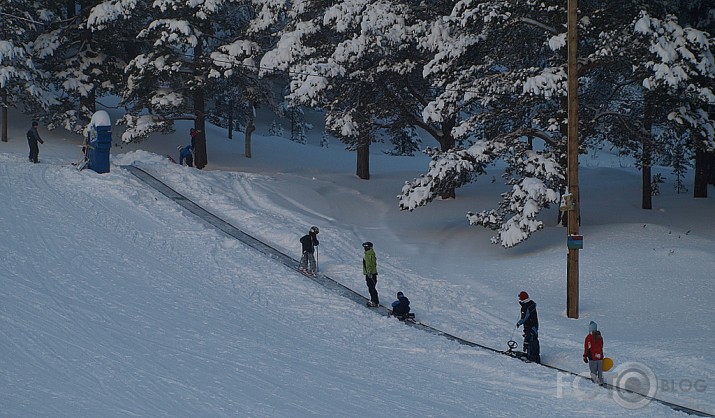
[641,162,652,209]
[245,104,254,159]
[1,88,7,142]
[356,139,370,180]
[228,99,233,140]
[193,42,208,169]
[693,147,709,198]
[641,101,653,210]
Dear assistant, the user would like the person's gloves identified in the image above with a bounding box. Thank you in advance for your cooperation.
[516,322,521,328]
[39,139,44,144]
[583,355,588,363]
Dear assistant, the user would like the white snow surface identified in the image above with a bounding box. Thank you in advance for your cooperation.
[1,112,714,417]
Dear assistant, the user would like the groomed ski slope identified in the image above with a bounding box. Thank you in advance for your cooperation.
[0,148,709,416]
[123,164,712,416]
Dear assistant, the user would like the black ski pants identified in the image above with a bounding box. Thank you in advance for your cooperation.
[365,275,379,305]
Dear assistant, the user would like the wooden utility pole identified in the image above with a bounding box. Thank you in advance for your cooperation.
[566,0,580,319]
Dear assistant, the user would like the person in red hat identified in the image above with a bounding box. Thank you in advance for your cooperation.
[516,291,540,363]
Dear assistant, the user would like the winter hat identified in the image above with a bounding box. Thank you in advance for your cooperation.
[397,291,404,298]
[518,291,529,301]
[589,321,598,332]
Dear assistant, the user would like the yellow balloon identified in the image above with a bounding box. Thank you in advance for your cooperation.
[603,357,614,371]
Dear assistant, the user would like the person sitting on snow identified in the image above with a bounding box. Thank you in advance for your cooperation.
[391,291,411,319]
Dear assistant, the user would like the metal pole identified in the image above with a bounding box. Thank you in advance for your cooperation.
[567,0,580,319]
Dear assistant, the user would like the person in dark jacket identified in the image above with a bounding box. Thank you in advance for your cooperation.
[362,241,379,307]
[391,291,410,318]
[177,144,194,167]
[298,226,319,275]
[517,291,541,363]
[27,121,44,163]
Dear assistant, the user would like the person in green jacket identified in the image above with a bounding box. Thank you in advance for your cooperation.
[362,241,379,307]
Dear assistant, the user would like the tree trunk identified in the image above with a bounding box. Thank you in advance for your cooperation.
[641,100,653,209]
[693,147,709,198]
[1,88,7,142]
[245,107,254,159]
[356,138,370,180]
[193,42,208,169]
[228,99,233,140]
[641,163,652,209]
[439,128,456,199]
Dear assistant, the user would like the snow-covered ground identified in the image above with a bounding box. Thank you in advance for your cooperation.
[1,112,713,417]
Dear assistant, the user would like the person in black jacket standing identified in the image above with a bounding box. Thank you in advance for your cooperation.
[298,226,319,276]
[516,291,541,363]
[27,121,44,163]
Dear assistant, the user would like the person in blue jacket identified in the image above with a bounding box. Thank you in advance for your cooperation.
[391,291,410,318]
[177,144,193,167]
[516,291,541,363]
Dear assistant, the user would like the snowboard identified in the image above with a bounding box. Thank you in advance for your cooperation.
[602,357,614,371]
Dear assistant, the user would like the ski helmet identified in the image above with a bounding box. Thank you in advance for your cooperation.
[362,241,373,249]
[310,226,319,234]
[518,291,529,301]
[397,291,404,298]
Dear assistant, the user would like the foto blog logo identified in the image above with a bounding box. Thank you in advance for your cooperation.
[557,361,658,409]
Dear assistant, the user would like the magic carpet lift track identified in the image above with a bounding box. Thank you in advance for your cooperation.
[125,165,712,417]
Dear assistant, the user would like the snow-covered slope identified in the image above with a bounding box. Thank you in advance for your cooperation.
[0,118,713,416]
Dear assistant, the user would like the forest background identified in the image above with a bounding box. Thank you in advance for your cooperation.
[2,0,715,248]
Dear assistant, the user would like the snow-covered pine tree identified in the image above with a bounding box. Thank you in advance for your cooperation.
[28,0,128,133]
[204,0,285,157]
[88,0,276,167]
[268,120,283,137]
[399,0,569,246]
[261,0,455,180]
[667,132,692,194]
[633,11,715,199]
[400,0,715,246]
[385,125,421,156]
[0,1,59,140]
[289,106,306,144]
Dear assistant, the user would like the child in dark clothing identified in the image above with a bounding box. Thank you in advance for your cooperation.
[391,292,411,319]
[298,226,319,275]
